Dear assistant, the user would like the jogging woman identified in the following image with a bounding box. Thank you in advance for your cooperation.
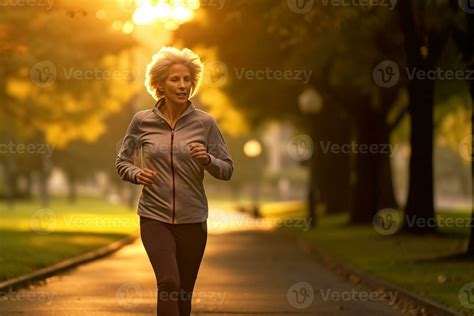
[115,46,234,315]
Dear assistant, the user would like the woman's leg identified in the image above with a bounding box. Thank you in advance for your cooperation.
[172,221,208,316]
[140,216,181,316]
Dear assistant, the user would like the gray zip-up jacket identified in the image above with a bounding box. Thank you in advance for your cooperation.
[115,98,233,224]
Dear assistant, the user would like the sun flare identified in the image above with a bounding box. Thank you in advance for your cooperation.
[131,0,198,28]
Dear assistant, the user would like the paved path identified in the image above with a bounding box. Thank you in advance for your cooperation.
[0,208,406,315]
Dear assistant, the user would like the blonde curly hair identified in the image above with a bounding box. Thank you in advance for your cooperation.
[144,46,204,100]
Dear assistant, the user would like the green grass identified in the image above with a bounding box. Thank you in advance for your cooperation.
[267,204,473,314]
[0,196,139,282]
[436,209,472,235]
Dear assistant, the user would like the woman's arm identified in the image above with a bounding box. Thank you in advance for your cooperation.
[204,118,234,181]
[115,113,143,185]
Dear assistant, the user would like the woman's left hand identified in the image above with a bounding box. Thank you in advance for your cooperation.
[189,142,211,166]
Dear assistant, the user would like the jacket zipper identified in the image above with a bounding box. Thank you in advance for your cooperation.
[155,102,192,224]
[170,128,176,224]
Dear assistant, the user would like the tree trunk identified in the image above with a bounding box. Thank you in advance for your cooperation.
[377,125,399,210]
[403,76,436,233]
[445,1,474,256]
[303,116,319,228]
[67,172,77,204]
[308,148,318,228]
[4,156,18,209]
[467,64,474,254]
[398,0,449,234]
[25,172,33,200]
[38,150,51,208]
[457,3,474,256]
[311,107,351,215]
[350,106,397,223]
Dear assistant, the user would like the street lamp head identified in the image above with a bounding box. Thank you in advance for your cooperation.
[298,86,323,114]
[243,139,262,158]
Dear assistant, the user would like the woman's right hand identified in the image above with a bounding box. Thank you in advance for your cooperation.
[136,168,157,185]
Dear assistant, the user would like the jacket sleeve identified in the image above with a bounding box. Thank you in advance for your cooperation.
[204,118,234,181]
[115,113,142,185]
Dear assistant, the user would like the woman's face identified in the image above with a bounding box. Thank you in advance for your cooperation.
[161,63,192,106]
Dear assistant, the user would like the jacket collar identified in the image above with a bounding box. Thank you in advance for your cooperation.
[152,97,196,124]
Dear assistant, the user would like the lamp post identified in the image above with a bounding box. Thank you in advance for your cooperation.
[298,86,323,229]
[243,139,262,218]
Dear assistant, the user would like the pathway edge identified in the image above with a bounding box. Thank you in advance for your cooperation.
[0,234,139,292]
[277,229,462,316]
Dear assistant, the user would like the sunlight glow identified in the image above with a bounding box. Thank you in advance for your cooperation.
[133,2,157,25]
[112,20,123,31]
[122,20,135,34]
[243,140,262,158]
[171,5,193,21]
[131,0,198,29]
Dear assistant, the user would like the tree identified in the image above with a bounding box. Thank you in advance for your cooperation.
[397,0,470,234]
[174,1,403,226]
[448,0,474,256]
[0,1,137,206]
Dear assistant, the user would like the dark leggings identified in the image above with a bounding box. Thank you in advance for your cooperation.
[139,216,207,316]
